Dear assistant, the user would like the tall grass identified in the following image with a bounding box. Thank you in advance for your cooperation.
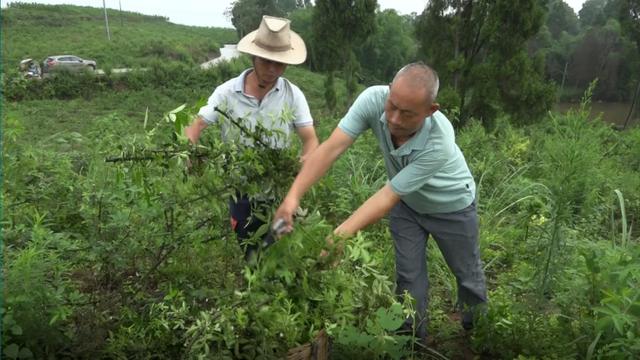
[612,189,630,247]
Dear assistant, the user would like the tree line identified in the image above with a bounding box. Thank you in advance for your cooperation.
[228,0,640,127]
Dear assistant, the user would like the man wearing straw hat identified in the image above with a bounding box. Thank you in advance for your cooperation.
[275,62,487,342]
[185,16,319,261]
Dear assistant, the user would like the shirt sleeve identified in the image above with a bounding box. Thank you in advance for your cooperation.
[337,86,386,139]
[290,85,313,128]
[197,88,226,125]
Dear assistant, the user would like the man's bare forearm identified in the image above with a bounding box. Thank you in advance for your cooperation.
[301,137,319,158]
[287,141,338,200]
[286,128,353,201]
[296,125,319,162]
[185,116,208,144]
[275,128,354,230]
[334,184,401,236]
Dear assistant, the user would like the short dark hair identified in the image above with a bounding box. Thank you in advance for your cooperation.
[393,62,439,105]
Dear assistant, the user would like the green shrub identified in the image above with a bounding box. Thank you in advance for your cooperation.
[2,59,250,101]
[3,224,83,359]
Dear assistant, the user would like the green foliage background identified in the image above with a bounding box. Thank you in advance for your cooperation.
[2,2,640,359]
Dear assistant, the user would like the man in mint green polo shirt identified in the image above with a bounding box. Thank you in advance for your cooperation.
[274,62,487,340]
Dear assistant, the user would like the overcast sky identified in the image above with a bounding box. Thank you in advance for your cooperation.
[1,0,588,29]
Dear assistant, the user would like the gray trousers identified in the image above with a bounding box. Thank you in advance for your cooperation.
[389,200,487,338]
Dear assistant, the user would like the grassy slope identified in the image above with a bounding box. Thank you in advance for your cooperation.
[2,60,344,150]
[1,3,348,148]
[1,3,237,69]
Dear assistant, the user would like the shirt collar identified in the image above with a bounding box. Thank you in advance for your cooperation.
[233,68,282,94]
[379,112,434,156]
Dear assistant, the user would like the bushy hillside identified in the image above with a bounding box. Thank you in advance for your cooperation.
[1,2,237,70]
[3,3,640,359]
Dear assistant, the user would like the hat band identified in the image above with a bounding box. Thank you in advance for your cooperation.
[253,39,291,53]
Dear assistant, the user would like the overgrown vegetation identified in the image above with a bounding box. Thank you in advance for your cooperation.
[2,2,640,359]
[4,69,639,358]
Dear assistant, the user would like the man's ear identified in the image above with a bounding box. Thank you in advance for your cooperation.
[425,102,440,117]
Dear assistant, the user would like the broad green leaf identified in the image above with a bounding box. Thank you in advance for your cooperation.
[18,347,33,359]
[10,325,22,336]
[376,303,405,331]
[596,317,612,332]
[337,325,371,347]
[612,316,625,335]
[254,223,269,239]
[629,302,640,317]
[593,306,615,316]
[4,344,19,359]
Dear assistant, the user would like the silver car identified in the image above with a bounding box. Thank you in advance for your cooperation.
[43,55,97,73]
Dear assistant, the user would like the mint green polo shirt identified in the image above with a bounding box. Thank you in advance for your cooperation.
[338,86,476,214]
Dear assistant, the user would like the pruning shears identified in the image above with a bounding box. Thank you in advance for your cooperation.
[258,218,288,250]
[271,218,288,237]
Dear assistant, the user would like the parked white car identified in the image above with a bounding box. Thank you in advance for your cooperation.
[43,55,97,73]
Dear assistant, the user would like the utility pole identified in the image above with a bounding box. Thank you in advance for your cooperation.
[103,0,111,41]
[119,0,124,27]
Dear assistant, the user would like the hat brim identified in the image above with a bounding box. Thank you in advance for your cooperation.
[237,30,307,65]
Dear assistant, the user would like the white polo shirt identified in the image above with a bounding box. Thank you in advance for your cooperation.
[198,68,313,149]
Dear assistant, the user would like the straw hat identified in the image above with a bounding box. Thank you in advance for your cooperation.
[237,15,307,65]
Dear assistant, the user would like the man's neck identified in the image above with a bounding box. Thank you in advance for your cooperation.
[245,70,276,100]
[391,134,411,148]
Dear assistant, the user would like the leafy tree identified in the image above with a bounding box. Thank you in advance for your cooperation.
[546,0,580,38]
[324,71,337,111]
[579,0,609,28]
[618,0,640,48]
[288,7,315,67]
[229,0,308,38]
[355,10,417,83]
[312,0,377,102]
[312,0,376,71]
[565,0,640,102]
[532,1,581,95]
[568,19,634,100]
[617,0,640,124]
[415,0,555,126]
[229,0,279,38]
[546,29,581,91]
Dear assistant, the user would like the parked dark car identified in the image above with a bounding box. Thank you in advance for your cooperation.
[42,55,97,73]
